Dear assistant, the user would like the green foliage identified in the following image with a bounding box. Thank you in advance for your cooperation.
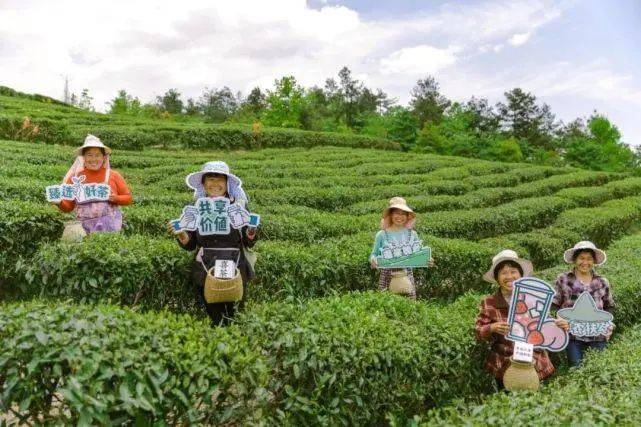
[0,300,268,425]
[564,115,636,172]
[263,76,307,128]
[18,233,194,312]
[155,88,183,115]
[0,201,65,295]
[386,106,419,149]
[409,75,451,127]
[5,234,641,425]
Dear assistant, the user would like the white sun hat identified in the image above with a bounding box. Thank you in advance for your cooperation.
[482,249,533,283]
[563,241,606,266]
[74,134,112,156]
[185,161,248,202]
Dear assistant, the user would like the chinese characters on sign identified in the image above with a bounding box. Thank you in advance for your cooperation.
[45,175,111,204]
[558,291,614,338]
[214,259,236,279]
[170,197,256,235]
[513,341,534,363]
[376,231,431,269]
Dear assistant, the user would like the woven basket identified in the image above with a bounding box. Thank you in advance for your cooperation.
[503,357,540,391]
[389,270,414,295]
[61,221,86,241]
[204,268,243,303]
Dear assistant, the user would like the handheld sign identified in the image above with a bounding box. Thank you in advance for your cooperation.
[506,277,568,352]
[557,292,614,337]
[170,198,259,235]
[375,231,431,269]
[46,179,111,204]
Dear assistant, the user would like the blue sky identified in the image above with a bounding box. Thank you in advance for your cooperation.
[1,0,640,145]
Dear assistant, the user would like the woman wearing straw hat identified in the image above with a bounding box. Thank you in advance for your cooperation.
[369,197,433,299]
[54,135,132,234]
[551,241,615,366]
[168,161,257,327]
[475,250,568,390]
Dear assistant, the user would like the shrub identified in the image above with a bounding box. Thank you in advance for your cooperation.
[0,300,268,425]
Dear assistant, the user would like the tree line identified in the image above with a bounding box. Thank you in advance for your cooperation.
[71,67,639,171]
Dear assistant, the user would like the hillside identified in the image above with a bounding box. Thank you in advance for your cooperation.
[2,89,641,423]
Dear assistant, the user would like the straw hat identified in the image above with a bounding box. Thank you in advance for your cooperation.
[381,197,416,229]
[483,249,533,283]
[185,161,248,201]
[74,134,112,156]
[383,197,416,219]
[563,241,606,266]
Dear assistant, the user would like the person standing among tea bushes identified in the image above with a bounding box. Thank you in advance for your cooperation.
[475,250,569,390]
[168,161,258,327]
[552,241,615,367]
[370,197,433,299]
[54,135,132,233]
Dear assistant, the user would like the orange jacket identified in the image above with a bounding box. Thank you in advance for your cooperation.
[59,167,133,212]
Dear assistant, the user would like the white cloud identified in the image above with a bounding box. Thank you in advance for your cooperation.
[380,45,459,75]
[509,32,531,46]
[1,0,638,145]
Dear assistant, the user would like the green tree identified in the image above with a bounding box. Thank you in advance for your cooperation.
[464,97,500,135]
[386,106,418,149]
[198,87,238,123]
[244,87,266,116]
[564,115,635,171]
[156,88,183,114]
[482,137,523,162]
[496,88,558,154]
[415,104,476,156]
[108,90,142,115]
[185,98,200,116]
[263,76,307,128]
[409,76,451,127]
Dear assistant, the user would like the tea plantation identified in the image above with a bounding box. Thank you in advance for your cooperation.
[2,93,641,424]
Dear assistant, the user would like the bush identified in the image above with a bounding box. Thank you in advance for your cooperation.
[0,300,268,425]
[237,292,492,424]
[425,324,641,425]
[0,201,65,295]
[6,233,641,425]
[18,233,195,312]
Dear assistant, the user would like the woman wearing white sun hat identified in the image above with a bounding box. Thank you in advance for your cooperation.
[551,241,615,367]
[55,134,133,234]
[369,197,434,299]
[475,249,569,390]
[168,161,257,327]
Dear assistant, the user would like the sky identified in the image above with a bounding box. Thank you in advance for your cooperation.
[1,0,640,145]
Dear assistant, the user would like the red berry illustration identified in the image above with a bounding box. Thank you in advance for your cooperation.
[515,301,528,314]
[527,330,544,345]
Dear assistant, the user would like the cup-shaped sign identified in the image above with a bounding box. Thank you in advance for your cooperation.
[507,277,555,346]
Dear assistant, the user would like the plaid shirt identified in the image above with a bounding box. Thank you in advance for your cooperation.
[552,269,615,342]
[475,291,555,380]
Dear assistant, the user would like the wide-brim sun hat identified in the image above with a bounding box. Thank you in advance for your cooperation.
[381,196,416,229]
[483,249,533,283]
[186,161,248,202]
[74,134,112,156]
[383,196,416,219]
[563,241,606,266]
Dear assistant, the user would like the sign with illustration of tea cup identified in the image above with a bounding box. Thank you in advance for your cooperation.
[506,277,569,352]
